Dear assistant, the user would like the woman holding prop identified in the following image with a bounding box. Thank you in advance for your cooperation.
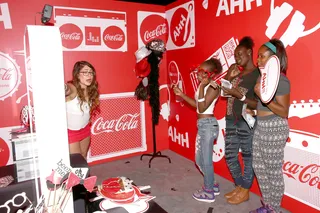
[249,38,290,213]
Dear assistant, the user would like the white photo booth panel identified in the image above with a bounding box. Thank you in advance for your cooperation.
[24,25,73,212]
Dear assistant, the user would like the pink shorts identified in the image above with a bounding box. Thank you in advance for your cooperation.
[68,124,91,144]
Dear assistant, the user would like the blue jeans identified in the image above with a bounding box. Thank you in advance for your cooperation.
[225,118,254,189]
[195,117,219,190]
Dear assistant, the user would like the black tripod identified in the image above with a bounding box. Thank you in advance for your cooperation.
[140,108,171,168]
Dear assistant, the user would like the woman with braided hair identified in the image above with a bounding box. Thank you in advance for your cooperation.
[222,36,260,204]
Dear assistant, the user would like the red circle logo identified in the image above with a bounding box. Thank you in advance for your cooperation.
[0,52,21,101]
[140,15,168,45]
[103,26,125,49]
[0,138,10,166]
[170,7,191,47]
[59,24,83,49]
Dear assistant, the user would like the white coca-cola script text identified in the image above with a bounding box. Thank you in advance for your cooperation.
[144,24,166,42]
[104,34,123,41]
[91,113,139,135]
[61,32,81,40]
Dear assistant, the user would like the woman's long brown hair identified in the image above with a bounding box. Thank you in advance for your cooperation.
[70,61,100,117]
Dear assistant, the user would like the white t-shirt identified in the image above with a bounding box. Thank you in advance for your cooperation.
[66,96,90,130]
[195,85,218,114]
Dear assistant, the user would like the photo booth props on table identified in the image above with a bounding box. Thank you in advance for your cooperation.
[0,192,34,213]
[4,159,94,213]
[89,177,155,213]
[259,55,280,103]
[242,103,256,129]
[134,39,166,125]
[44,163,93,213]
[10,195,45,213]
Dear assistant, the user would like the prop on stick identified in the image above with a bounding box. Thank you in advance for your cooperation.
[259,55,280,103]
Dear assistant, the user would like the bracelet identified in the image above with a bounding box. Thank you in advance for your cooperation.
[198,98,205,103]
[239,95,246,102]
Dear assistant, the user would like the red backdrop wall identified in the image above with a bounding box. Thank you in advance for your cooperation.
[167,1,320,213]
[0,0,169,166]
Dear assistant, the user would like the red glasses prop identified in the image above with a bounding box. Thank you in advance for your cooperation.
[190,65,216,78]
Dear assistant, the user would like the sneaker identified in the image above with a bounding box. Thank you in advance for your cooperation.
[249,201,276,213]
[213,183,220,195]
[249,206,270,213]
[194,185,220,196]
[192,188,215,203]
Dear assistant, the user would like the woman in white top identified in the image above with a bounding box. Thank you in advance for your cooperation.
[173,58,222,203]
[65,61,100,160]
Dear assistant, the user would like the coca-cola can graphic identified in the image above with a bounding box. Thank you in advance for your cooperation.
[137,12,168,48]
[88,93,146,162]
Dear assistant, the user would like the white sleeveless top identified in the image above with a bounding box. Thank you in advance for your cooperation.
[195,85,218,114]
[66,96,90,130]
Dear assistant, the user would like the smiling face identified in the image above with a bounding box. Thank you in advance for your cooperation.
[257,45,273,68]
[196,63,212,81]
[234,45,251,67]
[77,65,95,88]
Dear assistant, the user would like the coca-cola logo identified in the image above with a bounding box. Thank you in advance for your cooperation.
[91,113,139,135]
[170,7,191,47]
[0,52,21,101]
[139,14,168,45]
[283,161,320,189]
[102,26,125,49]
[59,24,83,49]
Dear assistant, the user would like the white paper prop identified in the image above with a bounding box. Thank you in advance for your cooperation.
[259,55,280,103]
[0,192,33,213]
[242,103,256,129]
